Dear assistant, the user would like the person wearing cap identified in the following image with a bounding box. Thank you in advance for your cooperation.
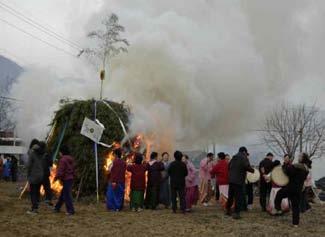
[274,152,311,227]
[127,153,147,212]
[226,147,254,219]
[168,151,188,213]
[210,152,229,210]
[259,152,274,212]
[199,152,214,206]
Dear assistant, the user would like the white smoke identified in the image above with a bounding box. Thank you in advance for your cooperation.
[10,66,98,143]
[9,0,325,151]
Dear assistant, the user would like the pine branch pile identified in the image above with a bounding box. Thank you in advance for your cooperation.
[47,99,129,196]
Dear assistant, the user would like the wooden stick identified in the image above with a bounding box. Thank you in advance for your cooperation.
[76,177,83,201]
[18,181,29,200]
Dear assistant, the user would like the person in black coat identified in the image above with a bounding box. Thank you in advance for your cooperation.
[274,153,311,227]
[226,147,254,219]
[10,155,18,182]
[168,150,188,213]
[41,142,53,206]
[145,152,164,210]
[259,152,274,211]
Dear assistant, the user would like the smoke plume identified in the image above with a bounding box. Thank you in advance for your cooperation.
[10,0,325,151]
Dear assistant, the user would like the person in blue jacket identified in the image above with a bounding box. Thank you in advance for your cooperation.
[3,157,11,181]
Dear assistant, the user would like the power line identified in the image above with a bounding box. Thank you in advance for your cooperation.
[0,96,21,102]
[0,1,82,51]
[0,17,77,57]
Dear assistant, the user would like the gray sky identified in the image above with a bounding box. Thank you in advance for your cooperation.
[0,0,100,73]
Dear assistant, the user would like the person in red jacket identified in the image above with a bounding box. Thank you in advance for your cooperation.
[54,145,75,215]
[127,153,147,212]
[106,148,127,211]
[210,152,229,209]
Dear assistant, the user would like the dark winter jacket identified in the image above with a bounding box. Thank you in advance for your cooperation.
[11,157,18,171]
[127,163,147,191]
[147,160,164,187]
[259,158,274,183]
[168,160,188,188]
[42,153,53,177]
[26,145,45,184]
[283,163,309,193]
[228,152,254,185]
[56,155,75,181]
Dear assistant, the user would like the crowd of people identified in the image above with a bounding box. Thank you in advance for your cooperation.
[105,146,313,227]
[23,139,314,227]
[0,154,18,182]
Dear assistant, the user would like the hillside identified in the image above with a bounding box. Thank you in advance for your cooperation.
[0,55,23,93]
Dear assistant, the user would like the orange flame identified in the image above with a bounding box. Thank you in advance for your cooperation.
[104,151,115,172]
[40,164,63,196]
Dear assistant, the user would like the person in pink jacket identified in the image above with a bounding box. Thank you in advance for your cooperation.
[199,153,214,206]
[183,155,199,212]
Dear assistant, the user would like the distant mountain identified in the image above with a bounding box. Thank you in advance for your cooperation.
[0,55,23,93]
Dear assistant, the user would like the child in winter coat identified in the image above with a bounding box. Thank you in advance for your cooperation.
[127,153,147,212]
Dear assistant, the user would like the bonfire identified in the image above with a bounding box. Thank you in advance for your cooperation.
[103,134,151,201]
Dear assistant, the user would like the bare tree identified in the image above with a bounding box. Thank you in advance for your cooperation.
[84,13,129,99]
[0,97,15,131]
[262,103,325,159]
[85,13,129,68]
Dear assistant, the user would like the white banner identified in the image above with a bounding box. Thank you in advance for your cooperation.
[80,117,104,143]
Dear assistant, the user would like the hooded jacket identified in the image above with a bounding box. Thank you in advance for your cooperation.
[147,160,164,186]
[26,145,45,184]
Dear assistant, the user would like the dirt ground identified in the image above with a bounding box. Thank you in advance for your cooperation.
[0,182,324,237]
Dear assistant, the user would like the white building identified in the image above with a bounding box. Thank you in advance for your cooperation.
[0,130,27,156]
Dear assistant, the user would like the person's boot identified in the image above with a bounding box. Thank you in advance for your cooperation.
[271,209,283,216]
[26,209,38,215]
[224,210,231,216]
[45,200,54,207]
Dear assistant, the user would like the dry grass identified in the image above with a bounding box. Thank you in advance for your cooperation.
[0,182,324,237]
